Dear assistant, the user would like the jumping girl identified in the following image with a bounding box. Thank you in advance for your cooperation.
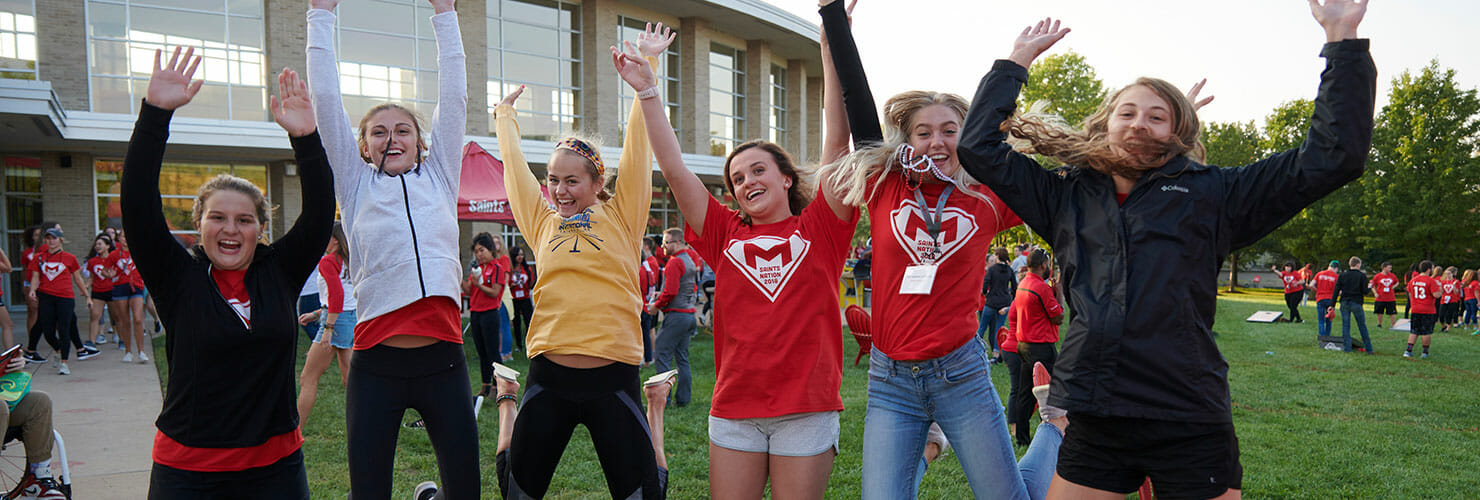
[295,222,355,427]
[124,48,333,498]
[957,2,1373,497]
[306,0,476,496]
[493,24,663,500]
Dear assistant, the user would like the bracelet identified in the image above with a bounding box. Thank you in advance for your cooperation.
[496,394,518,407]
[635,86,660,101]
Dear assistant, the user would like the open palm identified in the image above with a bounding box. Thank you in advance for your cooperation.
[270,68,315,137]
[145,47,203,111]
[635,22,676,58]
[1009,17,1070,68]
[612,42,656,91]
[1308,0,1367,40]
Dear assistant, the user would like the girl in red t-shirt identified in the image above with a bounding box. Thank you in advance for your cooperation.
[1439,267,1461,331]
[83,234,123,354]
[295,222,355,427]
[1273,262,1306,323]
[1462,269,1480,328]
[507,246,535,353]
[20,225,43,334]
[26,228,89,372]
[465,232,506,398]
[113,230,154,363]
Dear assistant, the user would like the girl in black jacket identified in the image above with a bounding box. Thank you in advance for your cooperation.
[121,47,334,499]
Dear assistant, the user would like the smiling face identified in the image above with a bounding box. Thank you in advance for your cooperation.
[726,146,794,225]
[546,150,601,217]
[358,107,422,175]
[198,190,261,271]
[906,104,963,175]
[93,237,110,256]
[1106,84,1176,167]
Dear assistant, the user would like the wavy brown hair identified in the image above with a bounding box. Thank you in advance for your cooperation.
[723,140,814,225]
[1007,77,1204,177]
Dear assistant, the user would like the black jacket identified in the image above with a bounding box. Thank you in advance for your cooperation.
[122,102,335,447]
[1333,269,1368,303]
[983,263,1017,310]
[958,40,1376,422]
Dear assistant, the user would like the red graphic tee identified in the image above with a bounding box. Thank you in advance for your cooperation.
[1409,276,1439,315]
[510,264,532,300]
[1280,271,1305,294]
[1439,278,1459,305]
[867,175,1021,360]
[687,193,856,419]
[86,255,118,293]
[1466,281,1480,303]
[1314,269,1339,301]
[1370,272,1399,302]
[29,249,80,299]
[469,259,506,312]
[211,267,251,328]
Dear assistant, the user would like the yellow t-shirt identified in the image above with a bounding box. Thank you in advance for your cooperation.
[496,76,653,365]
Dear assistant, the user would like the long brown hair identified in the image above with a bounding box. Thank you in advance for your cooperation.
[1007,77,1204,176]
[723,140,813,225]
[329,221,349,277]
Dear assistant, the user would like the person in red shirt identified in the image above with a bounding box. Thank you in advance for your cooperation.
[1313,260,1340,339]
[1438,266,1461,331]
[1272,261,1306,323]
[83,234,122,356]
[1009,250,1063,446]
[1299,263,1315,306]
[507,246,535,355]
[295,222,355,427]
[20,225,46,334]
[1406,261,1441,359]
[465,232,506,399]
[1370,262,1399,327]
[638,238,660,365]
[26,228,92,374]
[1462,269,1480,329]
[111,230,156,363]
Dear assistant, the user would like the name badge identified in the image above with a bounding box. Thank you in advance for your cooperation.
[900,264,938,295]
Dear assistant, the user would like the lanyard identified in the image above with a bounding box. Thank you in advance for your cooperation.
[912,185,953,262]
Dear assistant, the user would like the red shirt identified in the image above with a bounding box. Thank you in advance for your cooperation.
[153,428,302,472]
[1280,271,1305,294]
[1409,276,1439,314]
[641,255,662,300]
[1467,281,1480,303]
[28,249,79,299]
[687,194,855,419]
[652,248,702,313]
[1371,271,1399,302]
[998,308,1018,354]
[468,260,506,312]
[112,250,145,289]
[1012,272,1063,344]
[1439,278,1460,304]
[20,248,34,281]
[316,254,349,313]
[1313,269,1339,301]
[86,255,119,293]
[353,296,462,350]
[211,268,251,328]
[509,263,533,300]
[868,175,1022,360]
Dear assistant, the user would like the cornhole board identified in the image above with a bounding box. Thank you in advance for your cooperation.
[1317,335,1364,351]
[1246,311,1283,323]
[1390,319,1411,332]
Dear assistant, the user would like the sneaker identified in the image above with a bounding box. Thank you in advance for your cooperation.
[6,470,39,499]
[1421,353,1429,359]
[33,478,66,500]
[404,418,426,429]
[1403,351,1412,358]
[925,422,951,458]
[1031,362,1066,423]
[78,346,102,361]
[95,333,107,344]
[138,351,150,364]
[413,481,438,500]
[122,353,134,363]
[57,362,69,375]
[155,320,163,333]
[23,352,46,364]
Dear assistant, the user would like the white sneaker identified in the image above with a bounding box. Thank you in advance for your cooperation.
[138,352,150,364]
[57,362,70,375]
[413,481,438,500]
[122,353,134,363]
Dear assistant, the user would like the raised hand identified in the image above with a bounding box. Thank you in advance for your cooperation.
[1308,0,1366,42]
[270,68,316,138]
[427,0,455,14]
[308,0,339,11]
[611,42,657,92]
[497,85,525,109]
[145,47,203,111]
[1007,17,1070,69]
[1186,78,1215,112]
[635,22,676,58]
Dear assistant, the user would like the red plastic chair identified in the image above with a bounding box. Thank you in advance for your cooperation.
[844,305,873,366]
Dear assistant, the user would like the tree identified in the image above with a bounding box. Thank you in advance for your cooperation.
[1202,120,1268,291]
[1252,99,1367,266]
[1021,51,1106,127]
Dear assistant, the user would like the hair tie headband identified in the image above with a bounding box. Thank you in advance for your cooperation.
[556,138,605,177]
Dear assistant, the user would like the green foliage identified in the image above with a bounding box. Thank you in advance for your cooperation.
[1021,51,1106,126]
[1203,120,1270,289]
[1255,98,1367,266]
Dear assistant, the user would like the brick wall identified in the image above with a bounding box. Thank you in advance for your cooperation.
[35,0,88,110]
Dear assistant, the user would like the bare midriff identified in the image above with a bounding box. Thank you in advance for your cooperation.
[543,353,615,369]
[380,334,440,348]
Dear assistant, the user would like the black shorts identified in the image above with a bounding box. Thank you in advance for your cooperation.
[91,291,113,303]
[1411,313,1437,335]
[1373,301,1396,315]
[1058,413,1242,500]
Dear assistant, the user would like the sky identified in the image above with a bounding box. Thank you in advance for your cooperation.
[769,0,1479,126]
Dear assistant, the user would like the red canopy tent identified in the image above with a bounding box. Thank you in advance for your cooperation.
[458,141,519,224]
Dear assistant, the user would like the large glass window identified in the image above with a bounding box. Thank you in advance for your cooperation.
[488,0,581,141]
[708,43,745,157]
[0,0,37,80]
[94,160,269,247]
[616,16,679,142]
[648,186,680,236]
[768,63,788,150]
[86,0,266,120]
[3,156,40,301]
[332,0,441,120]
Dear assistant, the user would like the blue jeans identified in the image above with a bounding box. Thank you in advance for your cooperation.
[654,311,695,406]
[497,305,513,359]
[1315,299,1334,338]
[861,337,1060,500]
[977,305,1007,346]
[298,294,321,342]
[1341,300,1371,353]
[1464,299,1478,326]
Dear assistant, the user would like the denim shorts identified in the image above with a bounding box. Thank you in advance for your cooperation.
[112,283,145,301]
[312,309,356,349]
[709,411,840,457]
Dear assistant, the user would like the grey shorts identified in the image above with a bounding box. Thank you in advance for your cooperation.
[708,411,840,457]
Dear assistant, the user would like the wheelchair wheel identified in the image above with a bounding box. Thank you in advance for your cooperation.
[0,429,72,499]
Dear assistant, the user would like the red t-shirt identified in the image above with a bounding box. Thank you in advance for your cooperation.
[1313,269,1339,301]
[29,249,79,299]
[111,250,145,289]
[353,296,462,350]
[687,194,855,419]
[86,255,119,293]
[1439,278,1460,304]
[468,260,506,312]
[1012,272,1063,344]
[1371,272,1399,302]
[211,268,252,328]
[316,254,349,313]
[867,175,1021,360]
[153,428,302,472]
[509,264,533,300]
[1280,271,1305,294]
[641,256,662,300]
[1466,281,1480,303]
[20,248,34,281]
[1409,276,1439,314]
[998,308,1018,354]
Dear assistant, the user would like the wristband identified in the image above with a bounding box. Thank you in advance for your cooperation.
[635,86,660,100]
[496,394,518,407]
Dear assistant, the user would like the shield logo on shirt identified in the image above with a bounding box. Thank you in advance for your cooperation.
[41,262,66,282]
[723,233,810,302]
[226,298,252,326]
[117,257,134,276]
[889,199,979,265]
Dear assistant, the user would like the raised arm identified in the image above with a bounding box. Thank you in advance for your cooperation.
[819,0,881,146]
[120,47,203,293]
[494,87,552,241]
[424,0,468,197]
[815,5,857,221]
[305,1,368,202]
[614,25,710,234]
[267,68,336,285]
[608,45,656,234]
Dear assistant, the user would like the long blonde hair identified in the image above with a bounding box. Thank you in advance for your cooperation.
[1006,77,1204,176]
[821,91,988,207]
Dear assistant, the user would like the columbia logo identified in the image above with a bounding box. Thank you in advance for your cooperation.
[1161,185,1190,193]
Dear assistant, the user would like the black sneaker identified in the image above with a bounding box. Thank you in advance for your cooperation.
[78,346,102,361]
[404,419,426,429]
[23,352,46,364]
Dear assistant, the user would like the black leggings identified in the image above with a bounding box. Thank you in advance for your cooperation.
[469,309,502,385]
[30,294,83,360]
[1012,342,1058,444]
[346,342,479,499]
[148,449,309,499]
[511,298,532,351]
[506,356,662,499]
[1284,292,1304,321]
[1001,349,1029,445]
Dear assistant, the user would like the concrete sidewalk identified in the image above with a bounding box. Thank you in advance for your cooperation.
[12,310,159,499]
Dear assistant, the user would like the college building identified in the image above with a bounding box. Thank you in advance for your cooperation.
[0,0,826,306]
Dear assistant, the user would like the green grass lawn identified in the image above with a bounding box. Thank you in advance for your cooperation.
[154,290,1480,498]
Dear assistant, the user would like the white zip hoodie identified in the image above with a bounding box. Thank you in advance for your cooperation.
[306,8,467,323]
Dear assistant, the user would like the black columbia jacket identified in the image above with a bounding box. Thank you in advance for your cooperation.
[958,40,1376,422]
